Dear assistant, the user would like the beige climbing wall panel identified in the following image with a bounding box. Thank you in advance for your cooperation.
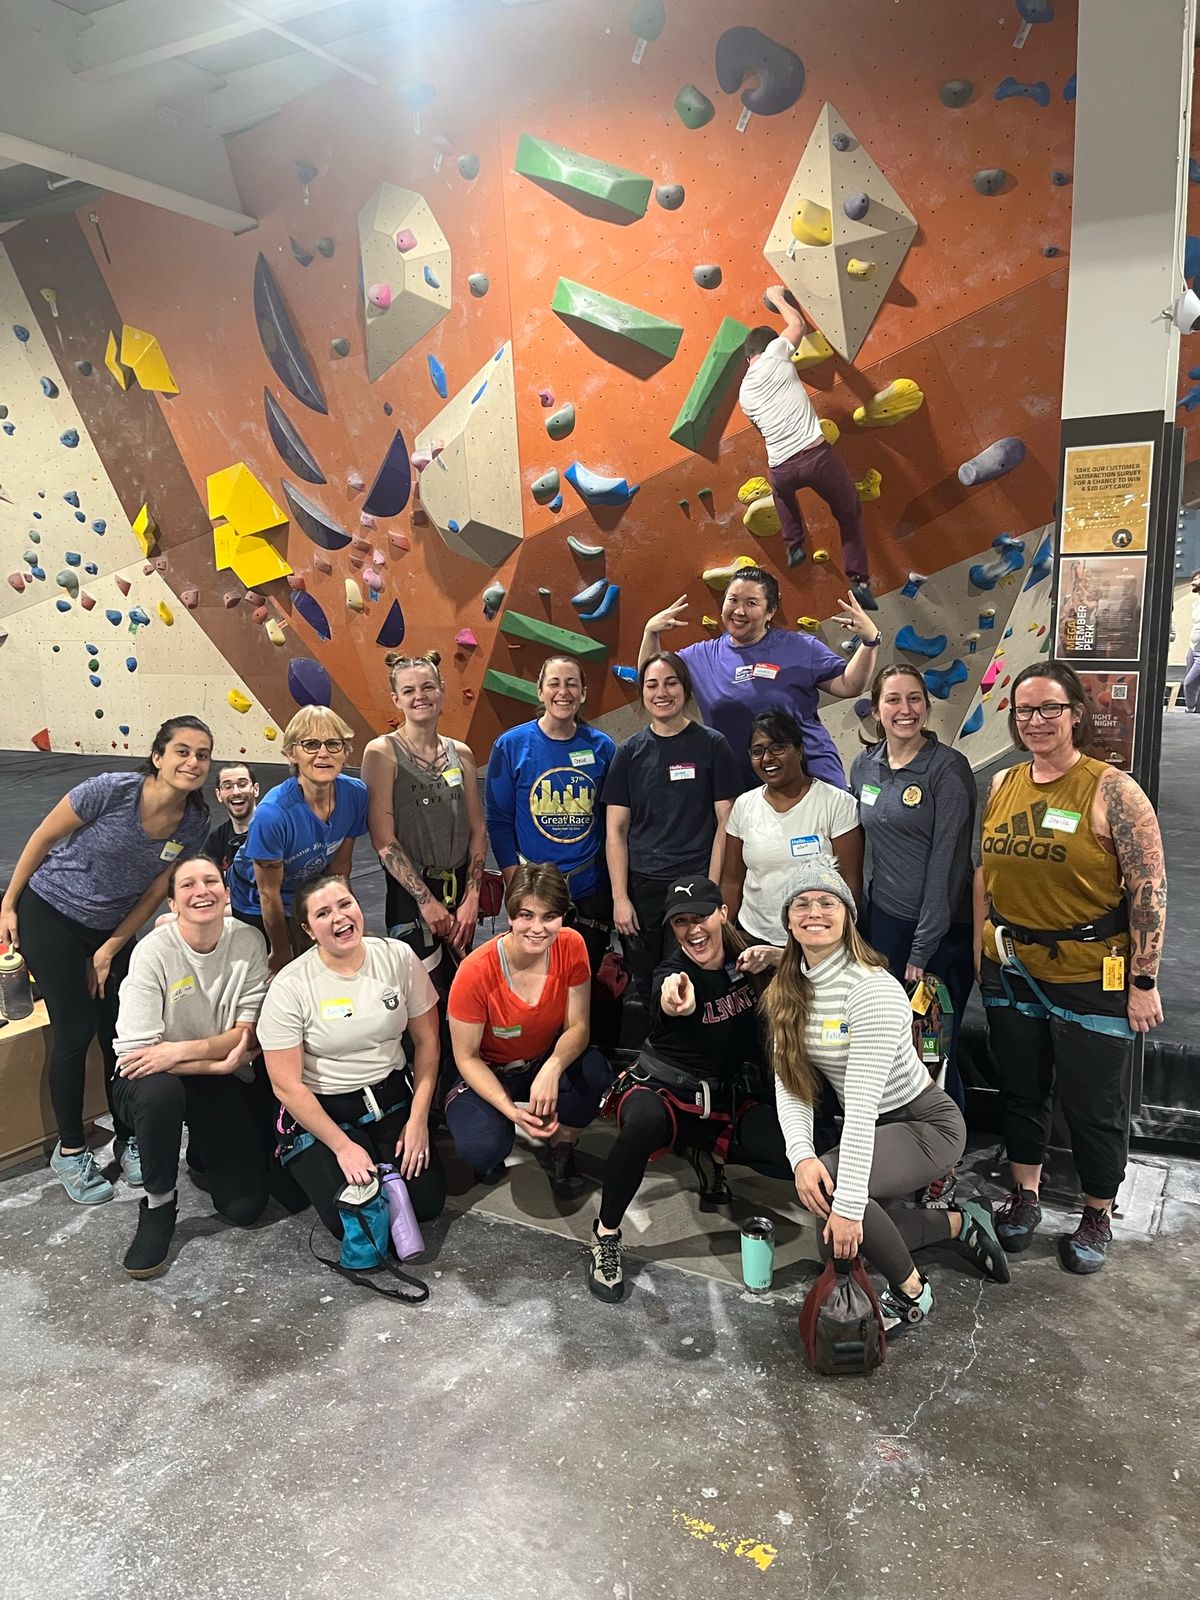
[954,539,1055,769]
[358,185,452,383]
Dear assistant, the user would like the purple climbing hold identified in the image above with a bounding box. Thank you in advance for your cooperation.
[958,437,1026,486]
[292,589,332,641]
[1050,169,1071,186]
[362,430,412,518]
[428,354,448,399]
[853,697,872,719]
[843,192,870,221]
[715,26,805,116]
[374,598,406,649]
[287,657,333,708]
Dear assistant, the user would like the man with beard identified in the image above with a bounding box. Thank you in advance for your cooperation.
[206,763,260,881]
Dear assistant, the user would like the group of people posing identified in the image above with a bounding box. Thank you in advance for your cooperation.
[0,548,1167,1327]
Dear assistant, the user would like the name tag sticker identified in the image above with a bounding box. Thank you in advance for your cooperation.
[443,766,464,788]
[669,763,696,782]
[569,750,595,767]
[752,662,780,680]
[790,834,821,857]
[1103,955,1125,991]
[169,975,195,1002]
[1043,807,1081,834]
[860,784,881,807]
[492,1023,523,1038]
[159,840,184,862]
[320,998,354,1020]
[821,1017,849,1045]
[732,664,754,685]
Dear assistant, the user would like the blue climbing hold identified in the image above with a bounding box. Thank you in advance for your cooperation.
[60,430,79,448]
[292,591,332,641]
[549,494,563,513]
[84,563,97,575]
[1191,157,1200,186]
[612,665,639,684]
[41,377,59,399]
[30,567,45,580]
[125,658,138,673]
[564,462,639,505]
[900,573,929,599]
[74,510,85,523]
[580,582,620,622]
[423,265,440,289]
[571,578,609,612]
[105,609,122,625]
[65,551,81,566]
[288,657,333,707]
[91,675,103,687]
[1178,387,1200,412]
[12,325,29,342]
[2,424,15,436]
[979,611,996,630]
[1050,169,1071,187]
[374,598,406,649]
[448,519,460,534]
[995,77,1051,108]
[1187,236,1200,283]
[959,705,985,738]
[925,659,968,701]
[128,607,150,626]
[1043,246,1063,258]
[427,354,448,399]
[92,520,106,534]
[471,381,488,404]
[970,536,1026,591]
[64,491,79,506]
[55,599,72,613]
[119,725,130,736]
[1063,73,1076,103]
[896,625,948,660]
[843,192,870,221]
[1017,0,1054,21]
[1024,534,1053,589]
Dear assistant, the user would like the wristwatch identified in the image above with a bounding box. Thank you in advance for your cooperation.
[862,634,881,648]
[1131,974,1157,991]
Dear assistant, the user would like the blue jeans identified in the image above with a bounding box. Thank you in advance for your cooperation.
[861,900,973,1111]
[444,1047,613,1172]
[1184,646,1200,712]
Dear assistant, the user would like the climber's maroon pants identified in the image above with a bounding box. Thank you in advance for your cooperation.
[768,439,870,581]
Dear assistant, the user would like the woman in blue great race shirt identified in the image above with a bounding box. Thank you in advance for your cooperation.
[638,565,881,792]
[228,706,369,977]
[0,716,213,1205]
[485,655,616,977]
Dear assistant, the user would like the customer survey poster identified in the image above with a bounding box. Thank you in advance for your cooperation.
[1060,441,1153,555]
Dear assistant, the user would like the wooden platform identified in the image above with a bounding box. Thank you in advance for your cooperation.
[0,1000,108,1168]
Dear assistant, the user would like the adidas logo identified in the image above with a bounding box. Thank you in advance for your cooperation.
[984,800,1068,862]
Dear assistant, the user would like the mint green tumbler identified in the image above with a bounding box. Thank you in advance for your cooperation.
[740,1217,775,1292]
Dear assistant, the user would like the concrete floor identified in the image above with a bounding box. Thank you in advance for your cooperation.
[1,1139,1198,1600]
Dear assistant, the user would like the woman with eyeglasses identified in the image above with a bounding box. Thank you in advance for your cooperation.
[720,711,862,950]
[228,708,368,976]
[975,662,1167,1276]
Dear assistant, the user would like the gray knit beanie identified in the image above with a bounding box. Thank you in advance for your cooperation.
[780,853,857,933]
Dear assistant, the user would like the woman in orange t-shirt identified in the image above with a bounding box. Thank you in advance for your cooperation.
[445,863,613,1198]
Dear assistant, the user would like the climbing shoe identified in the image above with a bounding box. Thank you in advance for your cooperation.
[956,1198,1011,1283]
[850,580,879,612]
[123,1197,177,1280]
[586,1222,624,1303]
[996,1186,1042,1253]
[786,544,808,568]
[117,1137,143,1188]
[918,1169,958,1209]
[545,1141,585,1199]
[686,1147,732,1211]
[1058,1206,1112,1275]
[878,1275,934,1338]
[50,1142,114,1205]
[474,1162,507,1187]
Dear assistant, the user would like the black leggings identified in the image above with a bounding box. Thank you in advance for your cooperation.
[620,873,677,1009]
[598,1088,791,1230]
[17,886,134,1149]
[110,1061,274,1224]
[285,1084,447,1240]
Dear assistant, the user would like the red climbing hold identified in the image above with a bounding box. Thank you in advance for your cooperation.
[31,728,51,752]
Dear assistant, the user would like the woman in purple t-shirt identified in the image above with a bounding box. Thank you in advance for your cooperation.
[0,716,213,1205]
[638,565,881,793]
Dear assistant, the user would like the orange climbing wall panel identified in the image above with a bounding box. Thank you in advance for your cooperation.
[12,0,1078,752]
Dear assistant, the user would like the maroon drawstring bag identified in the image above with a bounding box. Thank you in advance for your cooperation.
[799,1256,887,1375]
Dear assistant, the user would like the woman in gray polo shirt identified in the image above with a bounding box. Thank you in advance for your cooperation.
[849,666,976,1109]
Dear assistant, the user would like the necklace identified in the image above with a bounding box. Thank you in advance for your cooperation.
[395,732,447,775]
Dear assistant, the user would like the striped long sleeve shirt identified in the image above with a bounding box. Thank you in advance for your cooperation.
[774,947,928,1222]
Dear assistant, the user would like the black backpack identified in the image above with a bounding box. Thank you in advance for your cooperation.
[799,1256,887,1375]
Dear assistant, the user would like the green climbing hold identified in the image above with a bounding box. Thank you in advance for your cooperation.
[531,469,561,505]
[675,84,716,129]
[546,403,576,440]
[483,668,543,707]
[515,134,652,223]
[552,278,683,362]
[498,610,610,661]
[669,316,751,452]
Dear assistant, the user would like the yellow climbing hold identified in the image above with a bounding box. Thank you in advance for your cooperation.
[104,330,131,389]
[156,600,174,626]
[796,615,821,630]
[743,495,781,537]
[846,258,877,280]
[132,504,157,557]
[264,725,278,741]
[227,688,252,714]
[790,328,836,371]
[856,468,883,502]
[853,379,925,428]
[812,548,830,563]
[702,615,722,630]
[819,417,840,445]
[345,577,365,612]
[119,325,179,395]
[265,618,286,646]
[790,198,832,247]
[737,476,772,504]
[702,554,757,592]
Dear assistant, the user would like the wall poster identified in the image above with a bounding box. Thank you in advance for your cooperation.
[1055,554,1146,661]
[1060,441,1154,554]
[1077,670,1139,771]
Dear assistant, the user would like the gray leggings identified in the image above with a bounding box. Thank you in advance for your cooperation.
[820,1084,967,1286]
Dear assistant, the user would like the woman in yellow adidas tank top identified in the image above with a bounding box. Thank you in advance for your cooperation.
[974,663,1166,1277]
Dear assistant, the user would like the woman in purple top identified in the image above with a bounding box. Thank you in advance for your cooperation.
[638,565,881,792]
[0,716,213,1206]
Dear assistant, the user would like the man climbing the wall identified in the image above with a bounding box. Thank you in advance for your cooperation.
[739,284,876,610]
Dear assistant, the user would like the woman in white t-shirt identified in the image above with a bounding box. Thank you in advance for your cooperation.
[721,711,862,946]
[258,875,444,1238]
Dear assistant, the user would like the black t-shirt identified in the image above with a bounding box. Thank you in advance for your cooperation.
[205,817,249,879]
[600,722,741,879]
[645,945,765,1083]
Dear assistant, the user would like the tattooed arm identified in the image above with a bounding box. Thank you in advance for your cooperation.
[360,737,453,940]
[1098,767,1166,1033]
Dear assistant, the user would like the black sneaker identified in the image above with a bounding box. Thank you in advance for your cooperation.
[123,1197,177,1280]
[546,1142,585,1199]
[995,1186,1042,1253]
[850,580,879,611]
[786,544,808,568]
[586,1221,624,1302]
[1058,1206,1112,1275]
[474,1163,507,1187]
[956,1199,1012,1283]
[686,1148,732,1211]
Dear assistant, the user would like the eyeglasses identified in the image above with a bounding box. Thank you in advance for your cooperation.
[790,896,843,913]
[749,741,794,760]
[1013,703,1071,722]
[217,779,254,792]
[296,738,347,754]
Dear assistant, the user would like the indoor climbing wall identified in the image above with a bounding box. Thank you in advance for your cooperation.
[0,0,1075,769]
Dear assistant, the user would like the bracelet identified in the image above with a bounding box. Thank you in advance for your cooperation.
[861,634,882,648]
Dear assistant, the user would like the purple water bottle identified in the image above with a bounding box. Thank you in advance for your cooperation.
[379,1164,424,1261]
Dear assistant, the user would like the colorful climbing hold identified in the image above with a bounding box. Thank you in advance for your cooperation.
[900,572,929,599]
[566,537,604,560]
[693,265,722,289]
[843,192,871,222]
[499,611,609,661]
[855,469,882,502]
[363,430,412,518]
[743,496,781,538]
[287,659,332,708]
[482,582,507,620]
[853,380,924,428]
[427,354,448,399]
[531,470,561,505]
[703,555,757,592]
[64,490,79,507]
[55,599,72,613]
[995,77,1051,107]
[896,625,947,660]
[91,520,106,534]
[846,258,876,280]
[675,85,715,129]
[368,282,393,311]
[714,26,805,117]
[264,389,327,485]
[60,430,79,448]
[546,404,575,440]
[228,688,252,714]
[374,599,406,648]
[656,184,685,210]
[791,199,832,247]
[958,437,1026,486]
[253,253,327,414]
[580,583,619,623]
[612,665,639,685]
[973,168,1009,196]
[553,279,683,362]
[564,463,639,505]
[468,273,489,298]
[924,659,969,700]
[292,589,332,641]
[959,705,985,738]
[156,601,174,626]
[669,316,751,451]
[457,153,480,181]
[344,579,365,613]
[970,536,1026,591]
[265,619,286,647]
[455,629,478,649]
[939,80,974,108]
[515,134,652,223]
[423,266,441,290]
[571,578,609,612]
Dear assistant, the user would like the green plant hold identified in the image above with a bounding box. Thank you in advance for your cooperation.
[675,84,716,129]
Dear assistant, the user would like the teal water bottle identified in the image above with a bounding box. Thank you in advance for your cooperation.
[740,1216,776,1292]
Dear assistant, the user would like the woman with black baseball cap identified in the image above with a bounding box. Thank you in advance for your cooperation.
[586,874,789,1303]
